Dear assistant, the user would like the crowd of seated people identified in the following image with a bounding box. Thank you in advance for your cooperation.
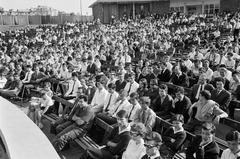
[2,10,240,158]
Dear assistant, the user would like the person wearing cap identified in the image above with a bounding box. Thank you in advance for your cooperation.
[79,110,131,159]
[160,114,186,158]
[141,131,162,159]
[52,96,94,151]
[186,123,220,159]
[122,122,147,159]
[221,130,240,159]
[185,90,228,135]
[0,73,23,99]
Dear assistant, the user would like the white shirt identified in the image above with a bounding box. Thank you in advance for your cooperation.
[22,71,33,83]
[127,102,141,121]
[124,81,139,96]
[221,148,240,159]
[0,77,7,89]
[81,62,88,73]
[203,68,213,81]
[103,91,119,110]
[58,69,70,79]
[91,88,108,109]
[109,99,131,117]
[122,139,146,159]
[65,79,82,97]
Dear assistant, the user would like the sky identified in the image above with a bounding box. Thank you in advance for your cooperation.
[1,0,96,15]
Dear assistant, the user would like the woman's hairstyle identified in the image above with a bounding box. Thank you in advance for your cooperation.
[131,122,147,137]
[175,86,185,94]
[140,78,148,88]
[226,130,240,143]
[145,131,162,147]
[200,90,211,100]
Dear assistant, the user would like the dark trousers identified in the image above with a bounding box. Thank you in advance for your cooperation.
[97,113,117,125]
[234,29,239,42]
[228,101,237,119]
[80,147,114,159]
[53,96,75,115]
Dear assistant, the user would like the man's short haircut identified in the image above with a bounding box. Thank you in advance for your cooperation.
[130,92,138,99]
[116,109,128,118]
[150,78,158,86]
[72,72,78,77]
[202,123,216,134]
[108,83,116,89]
[171,114,184,123]
[78,94,88,102]
[159,84,168,91]
[215,77,225,85]
[139,96,151,105]
[145,131,162,146]
[200,90,211,100]
[131,122,147,137]
[175,86,185,94]
[119,89,128,97]
[225,130,240,143]
[128,72,135,78]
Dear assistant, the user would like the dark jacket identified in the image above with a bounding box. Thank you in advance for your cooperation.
[170,72,189,87]
[105,126,131,156]
[87,63,98,75]
[171,96,192,123]
[157,69,171,82]
[151,94,174,117]
[189,84,215,103]
[162,127,187,152]
[211,89,231,111]
[141,154,161,159]
[115,80,127,92]
[186,135,219,159]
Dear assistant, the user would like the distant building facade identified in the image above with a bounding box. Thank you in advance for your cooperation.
[90,0,170,24]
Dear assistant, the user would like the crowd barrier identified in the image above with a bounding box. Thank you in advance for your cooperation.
[0,15,94,26]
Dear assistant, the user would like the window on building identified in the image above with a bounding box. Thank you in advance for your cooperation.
[180,6,184,13]
[215,4,220,14]
[204,4,220,15]
[170,7,174,11]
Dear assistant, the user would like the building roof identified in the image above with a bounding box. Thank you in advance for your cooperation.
[89,0,166,8]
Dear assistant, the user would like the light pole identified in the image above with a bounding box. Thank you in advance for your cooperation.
[80,0,82,22]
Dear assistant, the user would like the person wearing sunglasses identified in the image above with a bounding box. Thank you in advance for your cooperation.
[141,131,162,159]
[221,130,240,159]
[186,123,220,159]
[122,122,147,159]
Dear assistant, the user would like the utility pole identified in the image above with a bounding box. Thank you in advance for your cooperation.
[80,0,83,22]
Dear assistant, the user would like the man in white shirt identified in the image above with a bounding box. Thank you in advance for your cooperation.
[22,65,33,84]
[91,81,108,114]
[127,92,141,122]
[221,130,240,159]
[202,60,213,81]
[124,73,139,97]
[64,72,81,98]
[102,83,119,112]
[97,89,131,125]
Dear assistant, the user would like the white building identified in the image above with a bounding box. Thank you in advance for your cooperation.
[170,0,220,15]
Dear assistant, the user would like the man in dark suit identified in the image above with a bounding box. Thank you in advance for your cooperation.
[141,131,162,159]
[87,56,98,75]
[148,79,159,104]
[189,74,215,103]
[171,86,192,123]
[186,123,219,159]
[79,110,131,159]
[211,67,230,90]
[170,65,189,87]
[211,77,231,112]
[85,79,97,104]
[157,62,171,82]
[151,84,174,120]
[115,73,127,92]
